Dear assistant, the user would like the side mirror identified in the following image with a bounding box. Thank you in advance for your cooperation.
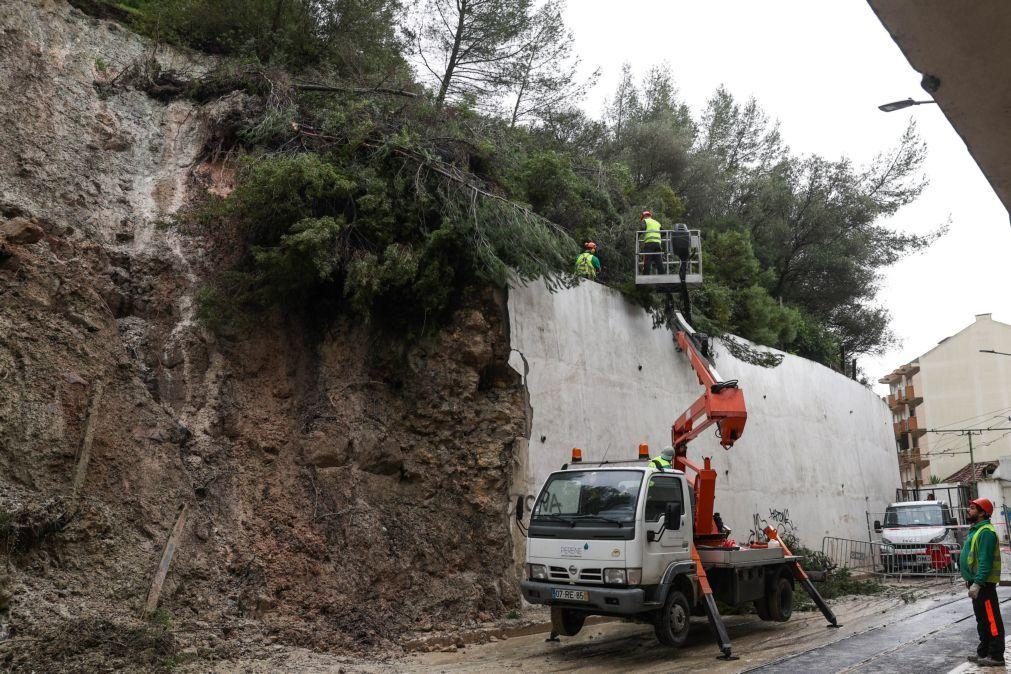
[515,496,525,522]
[873,520,882,533]
[665,502,683,530]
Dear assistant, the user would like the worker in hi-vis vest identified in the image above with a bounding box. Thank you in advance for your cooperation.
[650,446,675,471]
[639,211,663,275]
[960,497,1005,666]
[574,241,601,280]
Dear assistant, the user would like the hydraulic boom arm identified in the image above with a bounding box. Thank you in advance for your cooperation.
[669,311,747,540]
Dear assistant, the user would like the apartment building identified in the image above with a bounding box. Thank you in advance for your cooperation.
[881,314,1011,488]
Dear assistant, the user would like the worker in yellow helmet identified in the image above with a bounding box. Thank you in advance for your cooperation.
[575,241,601,280]
[639,211,663,275]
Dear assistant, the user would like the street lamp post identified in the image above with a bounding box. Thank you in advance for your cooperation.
[878,98,938,113]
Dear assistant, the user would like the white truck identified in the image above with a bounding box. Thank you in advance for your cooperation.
[519,461,823,656]
[517,304,838,657]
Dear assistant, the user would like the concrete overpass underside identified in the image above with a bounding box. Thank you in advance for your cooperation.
[869,1,1011,219]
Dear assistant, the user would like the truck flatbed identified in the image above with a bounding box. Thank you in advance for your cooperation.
[697,546,799,567]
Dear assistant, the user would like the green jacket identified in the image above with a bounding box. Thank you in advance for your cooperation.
[960,519,1001,585]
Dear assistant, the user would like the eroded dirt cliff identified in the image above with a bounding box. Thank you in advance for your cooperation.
[0,2,529,670]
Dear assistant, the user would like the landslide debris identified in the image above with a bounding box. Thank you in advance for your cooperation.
[0,1,530,669]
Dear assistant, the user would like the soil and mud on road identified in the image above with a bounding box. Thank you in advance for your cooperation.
[187,578,995,673]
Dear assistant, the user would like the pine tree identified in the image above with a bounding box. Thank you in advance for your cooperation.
[408,0,534,109]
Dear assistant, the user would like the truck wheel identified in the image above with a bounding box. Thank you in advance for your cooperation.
[766,575,793,622]
[654,590,691,647]
[550,607,586,637]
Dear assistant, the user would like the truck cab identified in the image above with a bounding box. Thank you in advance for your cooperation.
[521,464,796,647]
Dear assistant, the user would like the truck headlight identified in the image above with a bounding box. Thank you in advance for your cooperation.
[881,536,893,545]
[526,564,547,580]
[604,568,627,585]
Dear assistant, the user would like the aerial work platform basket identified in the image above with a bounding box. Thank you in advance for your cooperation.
[634,228,702,289]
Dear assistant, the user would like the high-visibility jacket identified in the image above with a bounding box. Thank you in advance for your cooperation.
[642,217,662,244]
[575,252,598,278]
[650,454,672,471]
[962,520,1002,584]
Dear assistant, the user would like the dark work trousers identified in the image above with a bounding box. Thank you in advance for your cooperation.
[641,241,663,275]
[675,250,690,281]
[972,582,1005,660]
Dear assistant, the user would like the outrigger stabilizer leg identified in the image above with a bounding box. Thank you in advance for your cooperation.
[692,545,737,660]
[764,526,840,628]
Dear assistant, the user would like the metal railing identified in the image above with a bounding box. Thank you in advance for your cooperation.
[822,510,1011,579]
[634,229,702,281]
[821,536,961,578]
[821,537,888,575]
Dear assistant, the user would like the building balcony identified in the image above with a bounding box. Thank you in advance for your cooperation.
[898,362,920,377]
[893,420,905,437]
[903,385,923,408]
[879,370,902,385]
[907,416,927,437]
[897,446,929,470]
[887,394,901,411]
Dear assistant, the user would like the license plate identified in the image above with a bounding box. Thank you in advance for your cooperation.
[551,588,589,602]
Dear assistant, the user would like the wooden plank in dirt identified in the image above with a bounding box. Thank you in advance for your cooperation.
[144,502,189,617]
[71,379,104,502]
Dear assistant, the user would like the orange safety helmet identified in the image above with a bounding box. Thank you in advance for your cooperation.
[584,241,597,251]
[971,497,994,516]
[640,210,652,220]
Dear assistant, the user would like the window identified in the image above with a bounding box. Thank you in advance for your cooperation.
[884,505,944,527]
[644,477,683,522]
[532,470,642,523]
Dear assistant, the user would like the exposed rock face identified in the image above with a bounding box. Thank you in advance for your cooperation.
[0,1,529,669]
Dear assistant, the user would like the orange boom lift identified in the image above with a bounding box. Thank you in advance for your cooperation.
[666,309,838,658]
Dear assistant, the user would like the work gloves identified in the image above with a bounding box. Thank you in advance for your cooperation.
[968,583,982,600]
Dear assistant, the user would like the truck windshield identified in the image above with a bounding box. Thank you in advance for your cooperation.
[532,470,642,524]
[884,505,944,527]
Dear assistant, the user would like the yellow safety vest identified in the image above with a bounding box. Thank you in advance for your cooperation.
[967,521,1002,584]
[650,454,672,471]
[642,218,662,244]
[575,252,597,278]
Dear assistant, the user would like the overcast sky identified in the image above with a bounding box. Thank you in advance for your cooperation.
[562,0,1009,392]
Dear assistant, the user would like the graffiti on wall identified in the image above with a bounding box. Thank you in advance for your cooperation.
[750,507,799,546]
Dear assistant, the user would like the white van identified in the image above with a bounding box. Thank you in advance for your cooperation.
[874,500,961,572]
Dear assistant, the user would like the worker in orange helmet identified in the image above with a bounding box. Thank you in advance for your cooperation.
[960,497,1004,666]
[574,241,601,280]
[639,211,663,275]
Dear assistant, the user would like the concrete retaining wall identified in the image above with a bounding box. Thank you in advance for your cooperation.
[507,280,900,546]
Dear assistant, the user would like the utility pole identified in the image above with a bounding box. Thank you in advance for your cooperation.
[925,426,1011,494]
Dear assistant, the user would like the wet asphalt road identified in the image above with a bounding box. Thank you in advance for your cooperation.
[749,588,1011,673]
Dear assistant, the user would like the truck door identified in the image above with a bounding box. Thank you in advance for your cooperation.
[642,476,691,582]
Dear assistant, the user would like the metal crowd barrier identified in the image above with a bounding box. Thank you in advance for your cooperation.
[824,516,1011,579]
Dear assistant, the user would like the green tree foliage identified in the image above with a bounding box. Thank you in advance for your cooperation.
[503,1,597,127]
[589,65,939,363]
[135,0,405,75]
[408,0,533,109]
[131,2,939,366]
[205,125,575,334]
